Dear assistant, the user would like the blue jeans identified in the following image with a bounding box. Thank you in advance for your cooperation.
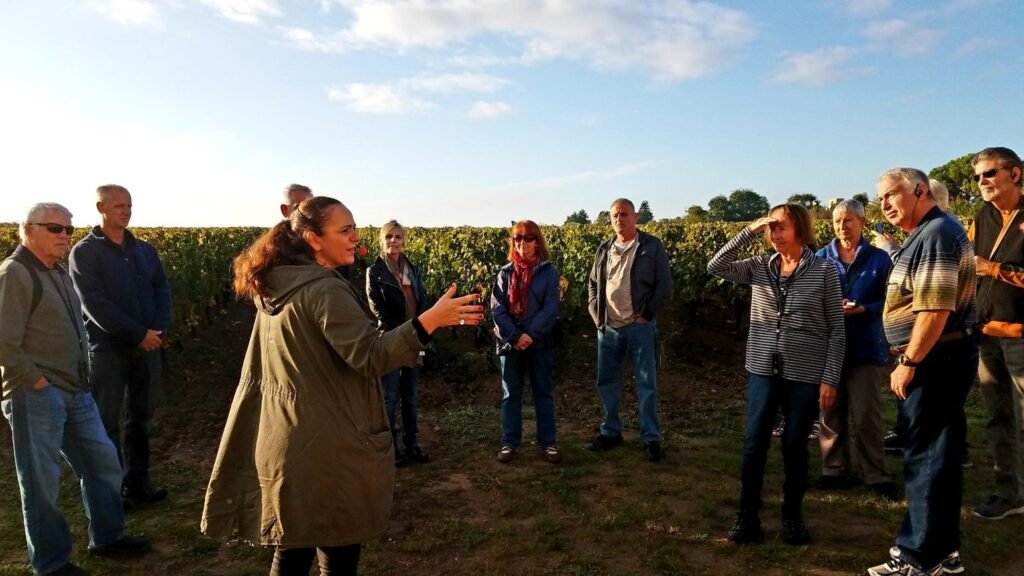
[739,373,820,518]
[2,385,126,575]
[500,347,556,448]
[596,321,661,442]
[381,366,421,449]
[896,339,977,570]
[89,348,161,492]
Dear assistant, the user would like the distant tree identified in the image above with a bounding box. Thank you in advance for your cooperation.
[565,209,591,225]
[636,200,654,224]
[705,189,769,222]
[930,153,982,219]
[594,210,610,225]
[851,193,871,206]
[787,193,820,209]
[685,205,709,221]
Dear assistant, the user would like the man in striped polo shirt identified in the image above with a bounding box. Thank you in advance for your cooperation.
[868,168,977,576]
[968,147,1024,521]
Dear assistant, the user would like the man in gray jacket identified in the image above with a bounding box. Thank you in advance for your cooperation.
[0,203,150,576]
[587,198,672,462]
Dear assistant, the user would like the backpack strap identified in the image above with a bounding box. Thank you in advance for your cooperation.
[5,251,43,318]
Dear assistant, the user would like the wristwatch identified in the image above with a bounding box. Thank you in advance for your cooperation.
[896,353,920,368]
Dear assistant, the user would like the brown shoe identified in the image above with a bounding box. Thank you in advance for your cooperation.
[543,446,562,464]
[496,446,515,464]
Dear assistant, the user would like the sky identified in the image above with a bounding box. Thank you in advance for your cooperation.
[1,0,1021,228]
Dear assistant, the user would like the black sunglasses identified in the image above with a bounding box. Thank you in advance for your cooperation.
[513,234,538,243]
[29,222,74,235]
[972,167,1008,183]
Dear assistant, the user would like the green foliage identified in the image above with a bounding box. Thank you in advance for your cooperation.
[685,205,709,221]
[636,200,654,224]
[564,209,591,225]
[707,188,770,222]
[929,153,979,205]
[594,210,610,225]
[787,193,820,208]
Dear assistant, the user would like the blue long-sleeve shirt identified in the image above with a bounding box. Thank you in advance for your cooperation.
[69,227,172,351]
[491,261,560,350]
[816,237,892,366]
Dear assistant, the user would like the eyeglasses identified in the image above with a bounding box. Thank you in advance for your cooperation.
[28,222,74,235]
[973,167,1008,183]
[513,235,538,243]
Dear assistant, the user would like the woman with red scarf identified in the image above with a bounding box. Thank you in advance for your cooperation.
[491,220,561,464]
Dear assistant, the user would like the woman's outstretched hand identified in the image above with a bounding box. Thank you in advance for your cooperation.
[748,216,778,234]
[418,283,486,334]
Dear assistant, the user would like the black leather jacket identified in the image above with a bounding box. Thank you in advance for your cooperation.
[366,255,428,331]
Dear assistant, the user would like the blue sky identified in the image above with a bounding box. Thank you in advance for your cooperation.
[1,0,1020,227]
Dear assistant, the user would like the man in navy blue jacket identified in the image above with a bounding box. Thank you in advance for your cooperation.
[70,184,172,507]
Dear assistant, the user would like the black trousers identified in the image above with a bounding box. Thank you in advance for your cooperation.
[270,544,361,576]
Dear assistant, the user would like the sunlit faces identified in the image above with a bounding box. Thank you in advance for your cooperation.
[832,210,864,247]
[25,210,73,267]
[98,189,133,230]
[974,159,1019,204]
[384,229,404,259]
[512,229,537,259]
[876,178,922,232]
[766,208,799,254]
[610,201,637,240]
[309,204,360,269]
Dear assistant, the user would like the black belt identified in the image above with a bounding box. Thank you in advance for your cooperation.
[888,327,975,357]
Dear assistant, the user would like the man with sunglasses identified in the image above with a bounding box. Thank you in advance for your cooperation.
[868,168,977,576]
[1,203,151,576]
[587,198,672,462]
[69,185,172,509]
[968,146,1024,521]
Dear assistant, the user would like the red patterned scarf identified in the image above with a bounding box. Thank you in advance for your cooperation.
[509,252,538,318]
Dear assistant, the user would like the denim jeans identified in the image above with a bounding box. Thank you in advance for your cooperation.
[977,334,1024,501]
[381,366,421,450]
[739,373,820,519]
[2,385,126,575]
[596,321,660,442]
[500,347,556,448]
[89,348,161,492]
[896,338,977,570]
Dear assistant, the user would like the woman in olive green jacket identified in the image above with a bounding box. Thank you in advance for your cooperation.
[201,197,482,576]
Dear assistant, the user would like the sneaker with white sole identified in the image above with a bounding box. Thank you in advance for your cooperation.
[868,547,941,576]
[972,495,1024,520]
[888,546,963,576]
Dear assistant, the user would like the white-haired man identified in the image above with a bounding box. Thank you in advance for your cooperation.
[1,203,150,576]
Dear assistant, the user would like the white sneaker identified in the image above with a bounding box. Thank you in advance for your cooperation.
[868,548,942,576]
[886,547,962,575]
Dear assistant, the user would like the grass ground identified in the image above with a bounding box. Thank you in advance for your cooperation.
[1,302,1021,575]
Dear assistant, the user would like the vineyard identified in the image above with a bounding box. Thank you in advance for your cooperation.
[2,218,856,339]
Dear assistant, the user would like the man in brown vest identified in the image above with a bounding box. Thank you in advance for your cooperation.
[969,146,1024,520]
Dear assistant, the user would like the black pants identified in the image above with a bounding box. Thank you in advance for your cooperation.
[270,544,361,576]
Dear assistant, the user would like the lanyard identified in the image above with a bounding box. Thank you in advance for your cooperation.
[44,268,86,351]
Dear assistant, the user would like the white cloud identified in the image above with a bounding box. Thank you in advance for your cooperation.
[327,83,434,114]
[954,36,1005,56]
[87,0,161,27]
[288,0,757,81]
[201,0,281,25]
[327,72,512,114]
[845,0,891,17]
[405,72,511,94]
[503,161,655,190]
[862,19,943,57]
[772,47,857,86]
[467,101,514,119]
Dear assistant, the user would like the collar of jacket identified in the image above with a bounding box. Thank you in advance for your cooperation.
[598,230,650,254]
[766,245,815,281]
[89,225,137,248]
[12,244,52,271]
[824,236,870,264]
[371,254,413,290]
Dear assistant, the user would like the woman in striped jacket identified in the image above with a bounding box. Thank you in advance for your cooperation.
[707,202,845,547]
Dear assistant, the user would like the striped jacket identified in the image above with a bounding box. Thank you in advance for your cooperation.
[708,227,846,387]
